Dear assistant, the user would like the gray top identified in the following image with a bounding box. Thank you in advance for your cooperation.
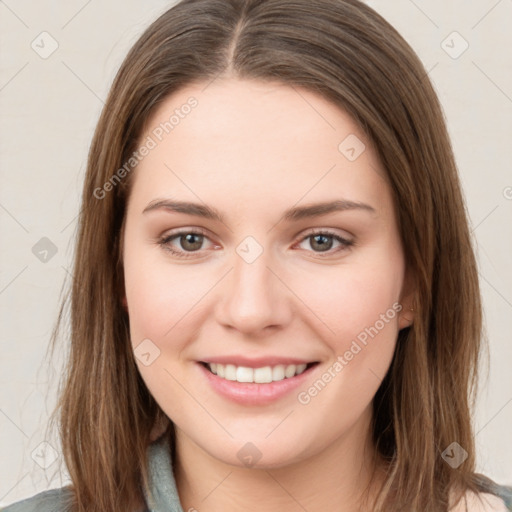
[2,434,511,511]
[1,434,184,512]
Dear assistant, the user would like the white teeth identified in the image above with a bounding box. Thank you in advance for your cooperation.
[236,366,253,382]
[272,365,285,381]
[253,366,272,383]
[206,362,310,383]
[284,364,296,378]
[225,364,237,381]
[296,363,307,374]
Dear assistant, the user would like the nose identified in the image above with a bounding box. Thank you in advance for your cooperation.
[215,245,293,336]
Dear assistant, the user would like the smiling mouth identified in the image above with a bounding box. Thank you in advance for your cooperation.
[200,361,319,384]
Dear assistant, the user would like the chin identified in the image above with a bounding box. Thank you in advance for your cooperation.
[199,434,312,470]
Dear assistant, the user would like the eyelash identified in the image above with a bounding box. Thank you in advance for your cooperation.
[157,228,354,259]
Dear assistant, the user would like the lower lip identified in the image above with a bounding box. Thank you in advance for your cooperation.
[197,362,318,406]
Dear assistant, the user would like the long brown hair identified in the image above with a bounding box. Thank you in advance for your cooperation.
[47,0,491,510]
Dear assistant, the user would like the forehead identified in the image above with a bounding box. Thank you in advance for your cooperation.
[128,78,391,220]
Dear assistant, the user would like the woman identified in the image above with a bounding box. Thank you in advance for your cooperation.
[3,0,511,511]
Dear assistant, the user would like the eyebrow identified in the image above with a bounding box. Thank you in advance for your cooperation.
[142,198,376,223]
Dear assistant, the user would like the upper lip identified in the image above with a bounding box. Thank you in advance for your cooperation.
[199,356,318,368]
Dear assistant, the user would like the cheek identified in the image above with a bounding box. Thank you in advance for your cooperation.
[123,240,206,342]
[292,287,401,426]
[123,242,201,419]
[290,249,404,397]
[294,257,403,343]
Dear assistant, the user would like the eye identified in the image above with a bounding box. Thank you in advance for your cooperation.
[158,228,354,259]
[296,229,354,257]
[158,229,216,259]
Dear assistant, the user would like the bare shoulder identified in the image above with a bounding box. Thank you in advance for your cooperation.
[449,489,509,512]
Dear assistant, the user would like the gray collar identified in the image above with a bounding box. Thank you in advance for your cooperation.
[141,434,512,512]
[144,434,185,512]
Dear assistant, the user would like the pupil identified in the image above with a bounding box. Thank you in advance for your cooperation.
[312,234,332,252]
[183,233,202,250]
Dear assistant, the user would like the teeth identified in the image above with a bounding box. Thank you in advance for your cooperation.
[206,362,309,383]
[272,365,285,381]
[253,366,272,383]
[225,364,237,381]
[237,366,254,382]
[285,364,297,378]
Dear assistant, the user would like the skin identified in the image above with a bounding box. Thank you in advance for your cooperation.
[122,77,416,512]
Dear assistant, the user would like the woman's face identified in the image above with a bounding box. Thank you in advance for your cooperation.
[122,78,413,468]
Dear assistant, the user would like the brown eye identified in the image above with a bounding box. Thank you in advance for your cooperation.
[159,229,213,259]
[176,233,204,251]
[309,233,334,252]
[297,230,354,256]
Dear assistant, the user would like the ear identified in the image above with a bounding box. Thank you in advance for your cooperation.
[121,294,128,311]
[149,414,171,442]
[398,297,415,330]
[398,265,416,330]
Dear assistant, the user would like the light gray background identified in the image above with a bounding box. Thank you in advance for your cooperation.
[1,0,511,506]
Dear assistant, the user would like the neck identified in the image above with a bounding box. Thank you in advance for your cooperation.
[174,408,386,512]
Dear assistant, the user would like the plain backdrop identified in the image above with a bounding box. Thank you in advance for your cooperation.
[1,0,511,506]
